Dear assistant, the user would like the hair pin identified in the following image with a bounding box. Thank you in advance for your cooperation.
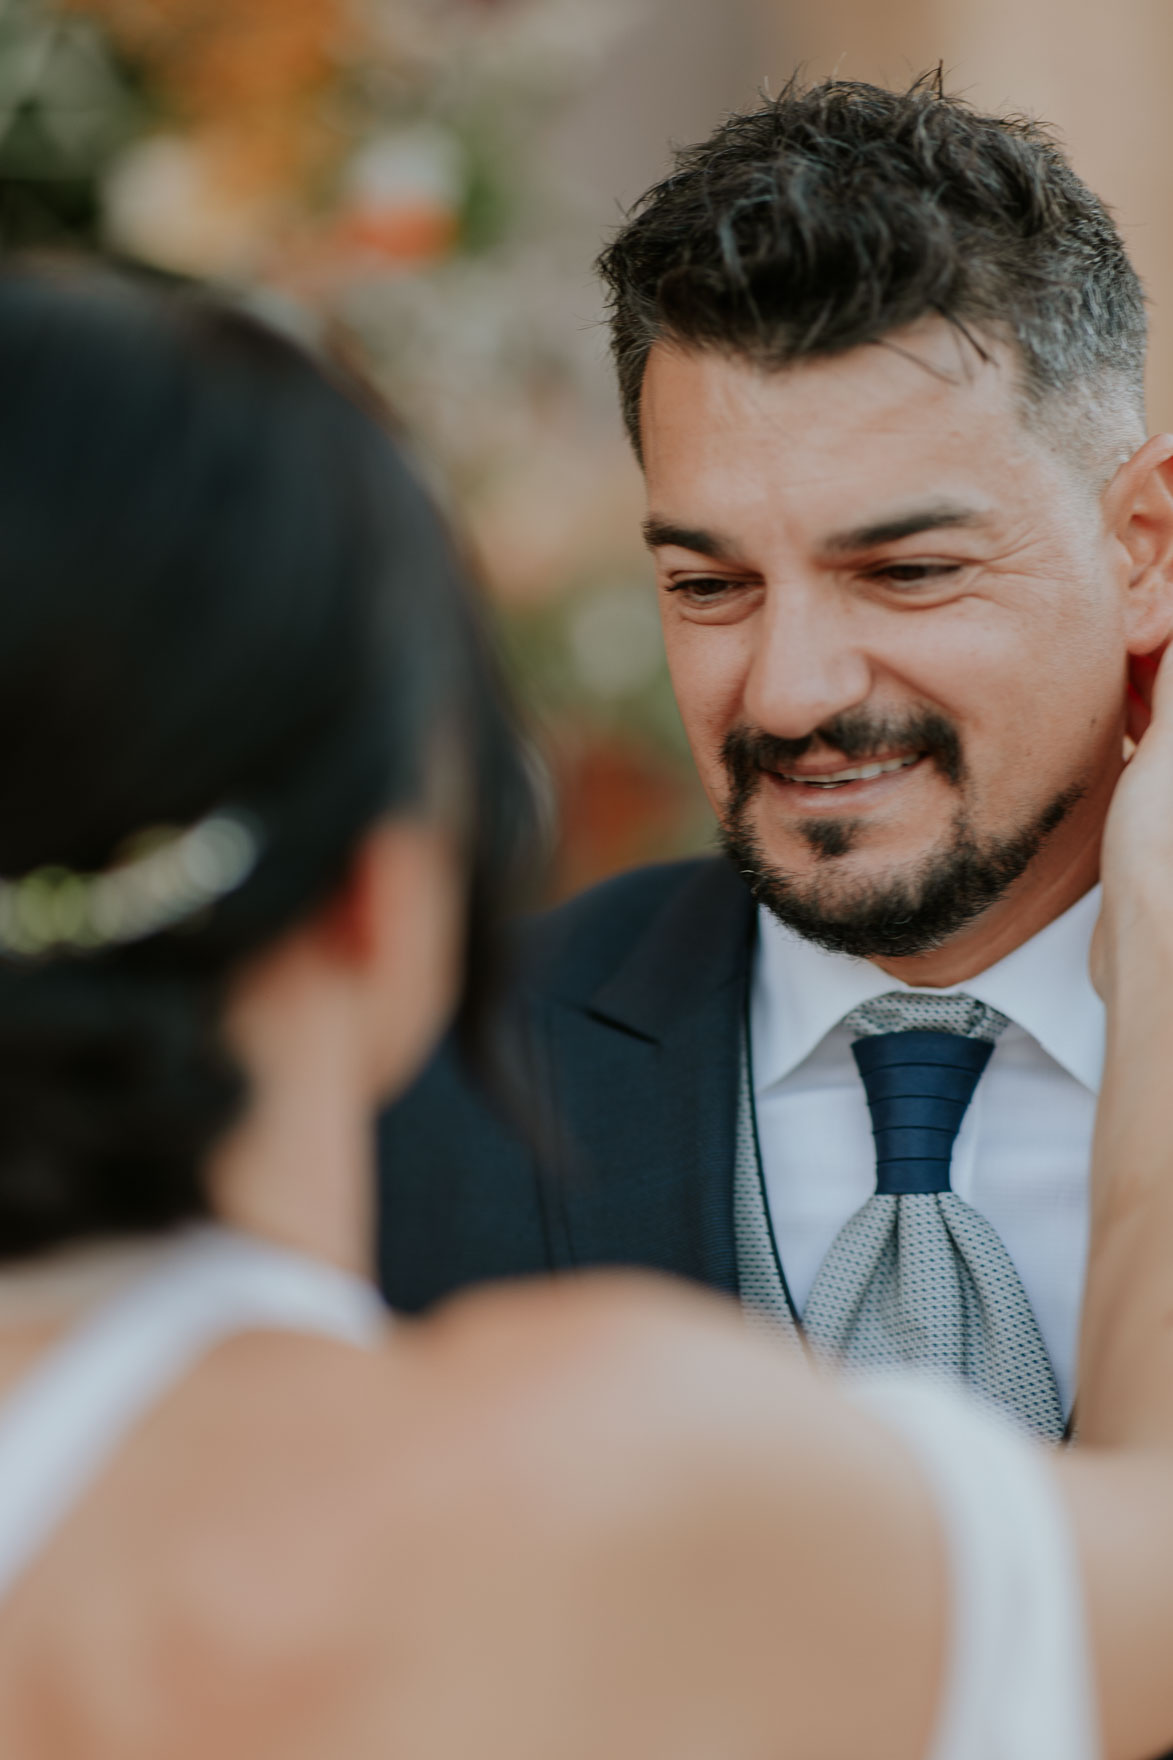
[0,814,260,959]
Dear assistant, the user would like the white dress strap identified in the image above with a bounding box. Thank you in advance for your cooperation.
[852,1376,1097,1760]
[0,1226,384,1601]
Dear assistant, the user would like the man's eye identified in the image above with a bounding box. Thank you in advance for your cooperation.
[668,576,739,599]
[868,562,963,586]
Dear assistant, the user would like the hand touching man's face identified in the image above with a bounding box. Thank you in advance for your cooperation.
[641,319,1173,980]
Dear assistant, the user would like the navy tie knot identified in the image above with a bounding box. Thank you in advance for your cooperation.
[851,1029,993,1195]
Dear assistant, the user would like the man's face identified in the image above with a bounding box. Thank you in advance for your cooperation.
[641,321,1136,965]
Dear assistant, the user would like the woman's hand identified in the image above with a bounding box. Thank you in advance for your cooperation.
[1091,644,1173,998]
[1080,637,1173,1452]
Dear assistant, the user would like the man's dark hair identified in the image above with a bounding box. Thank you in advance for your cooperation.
[597,73,1147,466]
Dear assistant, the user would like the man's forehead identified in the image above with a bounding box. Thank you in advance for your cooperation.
[640,320,1021,449]
[638,324,1063,538]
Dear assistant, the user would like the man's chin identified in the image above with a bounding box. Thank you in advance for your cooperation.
[750,825,935,889]
[720,784,1085,960]
[727,852,969,960]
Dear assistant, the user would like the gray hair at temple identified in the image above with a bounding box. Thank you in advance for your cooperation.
[596,72,1148,479]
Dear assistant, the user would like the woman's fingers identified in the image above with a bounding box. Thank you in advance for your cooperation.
[1101,643,1173,942]
[1103,642,1173,932]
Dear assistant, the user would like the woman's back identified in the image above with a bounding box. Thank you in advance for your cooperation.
[0,1222,1104,1760]
[0,1253,952,1760]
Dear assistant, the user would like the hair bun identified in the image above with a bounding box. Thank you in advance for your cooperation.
[0,965,243,1259]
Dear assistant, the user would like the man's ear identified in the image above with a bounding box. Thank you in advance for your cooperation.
[1105,433,1173,656]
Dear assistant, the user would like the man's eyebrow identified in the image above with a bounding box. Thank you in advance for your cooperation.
[820,503,992,555]
[641,518,741,560]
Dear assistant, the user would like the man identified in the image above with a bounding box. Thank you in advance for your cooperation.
[378,75,1173,1436]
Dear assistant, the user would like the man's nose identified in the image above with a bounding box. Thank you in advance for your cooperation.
[742,584,873,740]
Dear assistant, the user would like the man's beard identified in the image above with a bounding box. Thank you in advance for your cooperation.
[719,710,1085,960]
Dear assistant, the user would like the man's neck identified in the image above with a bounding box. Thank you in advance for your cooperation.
[870,826,1103,989]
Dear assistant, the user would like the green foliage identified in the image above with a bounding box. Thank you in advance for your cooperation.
[0,0,143,249]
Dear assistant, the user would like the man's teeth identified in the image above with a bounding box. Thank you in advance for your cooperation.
[783,755,919,788]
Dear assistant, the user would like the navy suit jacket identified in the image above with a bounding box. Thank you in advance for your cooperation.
[377,856,756,1311]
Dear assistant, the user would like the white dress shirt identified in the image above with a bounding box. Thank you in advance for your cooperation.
[750,887,1105,1412]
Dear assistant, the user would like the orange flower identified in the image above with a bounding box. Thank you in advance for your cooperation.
[63,0,362,212]
[62,0,353,115]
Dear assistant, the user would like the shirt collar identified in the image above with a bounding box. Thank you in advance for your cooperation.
[752,883,1104,1095]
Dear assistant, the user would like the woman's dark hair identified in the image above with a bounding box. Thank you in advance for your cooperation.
[598,72,1147,463]
[0,259,532,1260]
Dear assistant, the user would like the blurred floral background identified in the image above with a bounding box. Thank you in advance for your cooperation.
[3,0,1172,899]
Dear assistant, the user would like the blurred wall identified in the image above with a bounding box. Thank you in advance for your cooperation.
[760,0,1173,428]
[552,0,762,218]
[548,0,765,453]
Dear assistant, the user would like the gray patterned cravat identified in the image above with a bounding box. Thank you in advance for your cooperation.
[801,992,1065,1440]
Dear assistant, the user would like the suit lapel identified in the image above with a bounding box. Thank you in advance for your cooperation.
[538,861,755,1295]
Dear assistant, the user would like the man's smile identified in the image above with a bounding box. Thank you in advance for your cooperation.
[761,751,927,806]
[771,752,922,787]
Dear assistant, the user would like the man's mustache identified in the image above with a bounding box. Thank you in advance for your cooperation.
[721,709,964,809]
